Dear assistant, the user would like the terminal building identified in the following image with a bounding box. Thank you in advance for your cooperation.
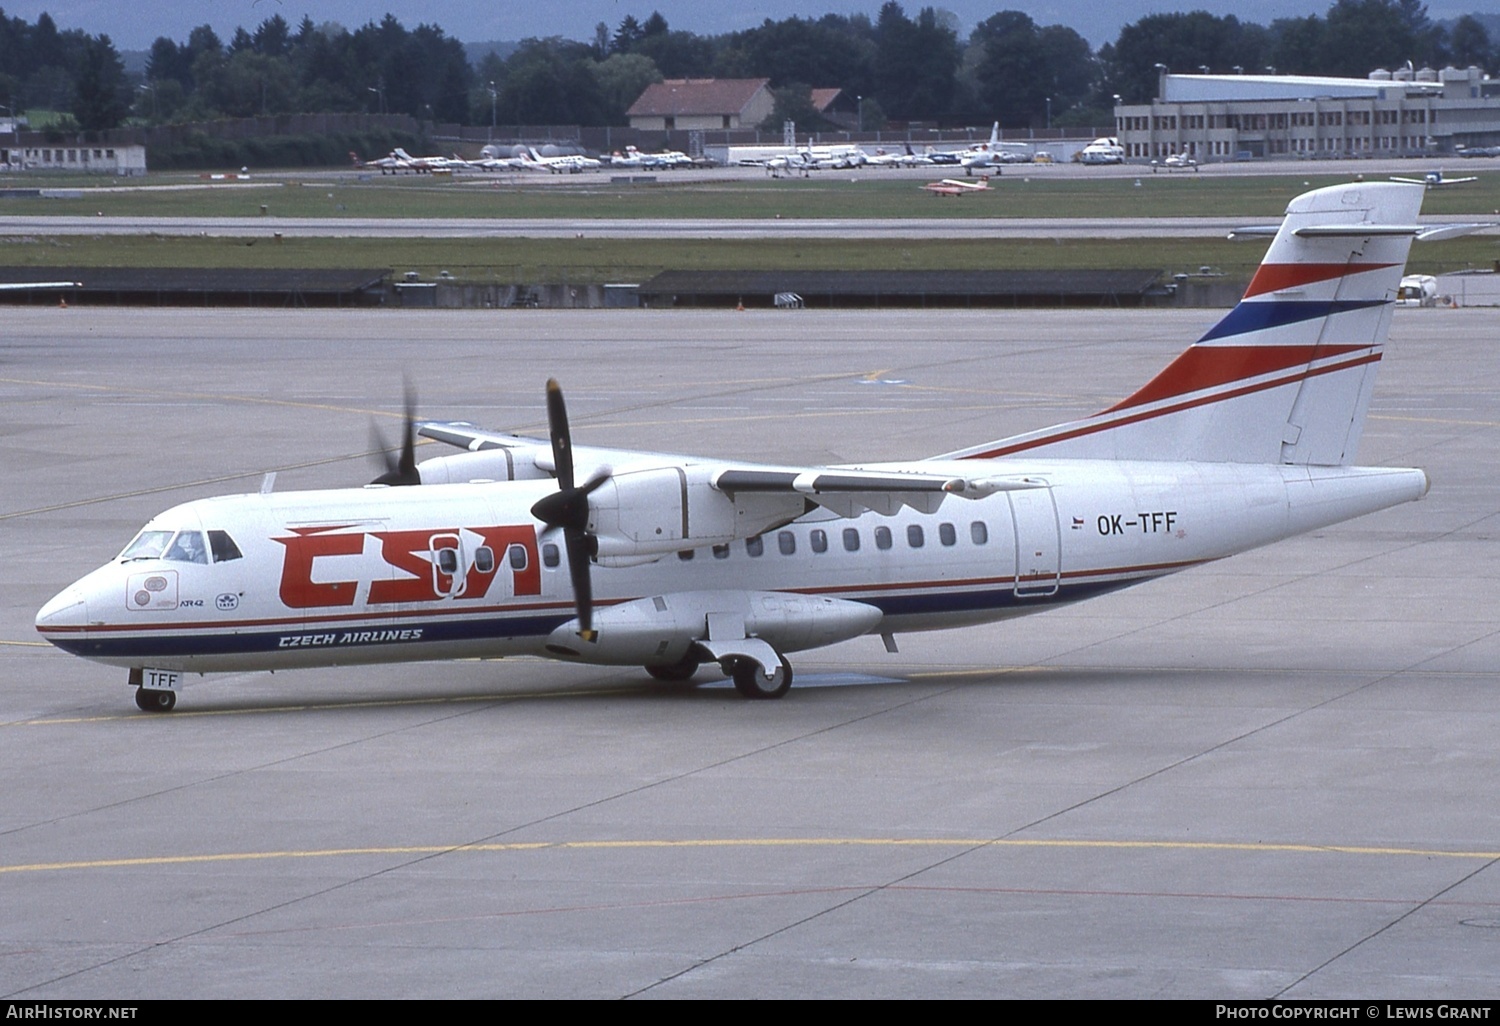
[1116,66,1500,162]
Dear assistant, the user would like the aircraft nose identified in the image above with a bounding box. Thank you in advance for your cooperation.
[36,585,88,635]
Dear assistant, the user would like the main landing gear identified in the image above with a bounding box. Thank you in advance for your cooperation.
[645,655,700,683]
[134,687,176,712]
[726,654,793,700]
[643,650,795,699]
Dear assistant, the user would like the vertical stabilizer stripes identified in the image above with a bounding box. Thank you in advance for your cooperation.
[934,181,1426,465]
[1195,299,1387,343]
[1244,262,1398,298]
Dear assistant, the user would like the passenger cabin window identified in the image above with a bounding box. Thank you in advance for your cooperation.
[939,522,957,547]
[474,547,495,574]
[971,521,989,545]
[542,543,560,568]
[778,531,796,555]
[508,545,527,570]
[843,528,860,552]
[746,536,764,557]
[678,549,694,561]
[907,525,924,548]
[713,544,730,559]
[435,546,460,575]
[874,526,892,550]
[810,529,827,553]
[208,530,243,562]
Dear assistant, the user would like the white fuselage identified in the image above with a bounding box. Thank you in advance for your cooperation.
[36,457,1427,675]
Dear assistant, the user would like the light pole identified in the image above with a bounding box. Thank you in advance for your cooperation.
[488,81,497,139]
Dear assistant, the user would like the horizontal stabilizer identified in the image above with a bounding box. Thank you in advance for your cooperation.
[1232,222,1494,241]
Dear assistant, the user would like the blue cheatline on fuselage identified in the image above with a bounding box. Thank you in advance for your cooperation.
[46,572,1160,662]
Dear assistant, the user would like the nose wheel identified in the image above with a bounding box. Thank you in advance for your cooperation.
[135,687,177,712]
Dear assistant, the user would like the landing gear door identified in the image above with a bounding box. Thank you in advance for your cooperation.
[1009,485,1060,598]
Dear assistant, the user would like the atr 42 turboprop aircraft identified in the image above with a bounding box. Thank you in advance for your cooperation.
[36,183,1486,711]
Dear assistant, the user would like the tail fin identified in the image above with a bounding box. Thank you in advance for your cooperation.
[945,182,1427,466]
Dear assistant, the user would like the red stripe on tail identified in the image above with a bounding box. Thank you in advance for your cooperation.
[1244,262,1397,298]
[1104,344,1371,413]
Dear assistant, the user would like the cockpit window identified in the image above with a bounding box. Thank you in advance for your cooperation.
[120,530,173,561]
[208,530,243,563]
[164,531,208,564]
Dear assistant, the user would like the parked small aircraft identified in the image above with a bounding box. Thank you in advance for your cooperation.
[608,146,694,170]
[37,183,1487,711]
[351,150,413,174]
[921,123,1019,174]
[866,144,933,168]
[1151,153,1199,172]
[1390,170,1478,188]
[521,147,602,174]
[349,148,466,174]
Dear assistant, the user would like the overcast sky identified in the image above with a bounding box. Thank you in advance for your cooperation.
[2,1,1485,52]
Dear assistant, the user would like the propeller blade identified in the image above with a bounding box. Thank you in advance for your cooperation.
[370,382,420,486]
[536,379,602,642]
[564,529,595,640]
[545,378,574,491]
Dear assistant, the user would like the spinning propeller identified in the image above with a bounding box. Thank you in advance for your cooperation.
[370,383,421,487]
[529,379,609,641]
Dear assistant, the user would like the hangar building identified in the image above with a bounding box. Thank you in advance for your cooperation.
[1116,66,1500,161]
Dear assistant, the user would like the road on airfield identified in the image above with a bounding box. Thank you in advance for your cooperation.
[3,306,1499,998]
[0,212,1257,238]
[3,155,1494,240]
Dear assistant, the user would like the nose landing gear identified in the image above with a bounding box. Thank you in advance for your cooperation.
[134,687,177,712]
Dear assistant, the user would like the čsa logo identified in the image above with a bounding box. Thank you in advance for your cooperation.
[275,525,541,609]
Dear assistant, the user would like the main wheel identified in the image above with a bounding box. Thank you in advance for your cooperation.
[645,656,700,683]
[729,655,793,700]
[134,687,176,712]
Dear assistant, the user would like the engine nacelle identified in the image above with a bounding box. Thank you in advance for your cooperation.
[417,447,550,484]
[543,589,882,665]
[587,466,801,558]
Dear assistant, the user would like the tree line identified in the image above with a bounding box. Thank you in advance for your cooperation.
[0,1,1493,137]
